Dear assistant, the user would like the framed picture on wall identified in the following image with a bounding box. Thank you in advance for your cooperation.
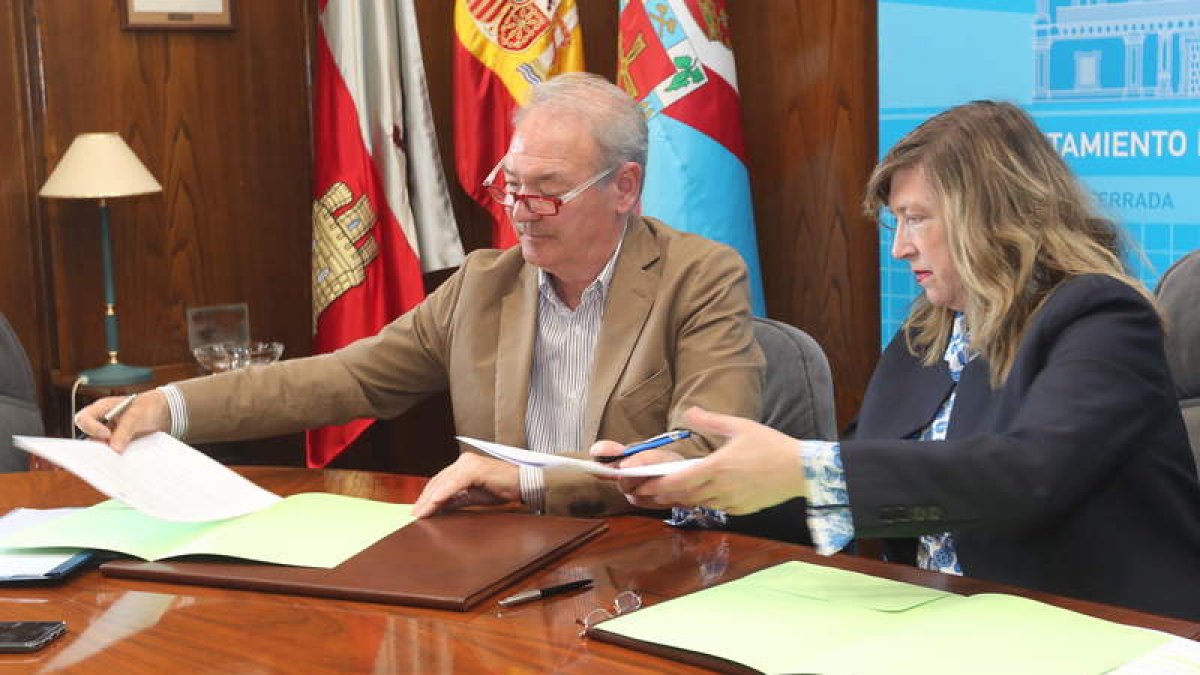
[121,0,235,31]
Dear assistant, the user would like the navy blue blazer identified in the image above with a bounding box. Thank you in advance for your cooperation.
[843,274,1200,620]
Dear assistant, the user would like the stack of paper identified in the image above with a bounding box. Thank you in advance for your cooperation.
[0,495,411,568]
[13,433,280,522]
[0,508,88,579]
[5,434,413,568]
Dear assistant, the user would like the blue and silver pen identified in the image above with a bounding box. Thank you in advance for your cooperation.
[596,429,692,464]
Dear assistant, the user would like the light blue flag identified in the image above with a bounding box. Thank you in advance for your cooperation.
[620,0,766,315]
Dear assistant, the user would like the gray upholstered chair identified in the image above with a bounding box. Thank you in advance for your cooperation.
[725,317,837,543]
[753,317,837,441]
[1156,250,1200,471]
[0,313,41,472]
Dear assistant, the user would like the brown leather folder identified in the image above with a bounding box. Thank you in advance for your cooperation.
[101,510,606,611]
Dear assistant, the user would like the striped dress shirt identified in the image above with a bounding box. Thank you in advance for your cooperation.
[519,237,623,513]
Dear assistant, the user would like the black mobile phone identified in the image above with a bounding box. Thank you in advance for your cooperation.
[0,621,67,653]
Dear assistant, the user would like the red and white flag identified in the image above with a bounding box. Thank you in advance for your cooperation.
[310,0,464,467]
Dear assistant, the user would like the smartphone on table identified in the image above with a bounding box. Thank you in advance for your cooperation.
[0,621,67,653]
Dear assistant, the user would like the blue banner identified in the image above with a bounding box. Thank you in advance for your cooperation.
[879,0,1200,344]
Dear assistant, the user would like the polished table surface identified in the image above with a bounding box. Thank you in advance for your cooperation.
[1,467,1197,673]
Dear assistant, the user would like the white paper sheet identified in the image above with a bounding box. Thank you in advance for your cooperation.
[13,433,281,522]
[1112,634,1200,674]
[457,437,702,477]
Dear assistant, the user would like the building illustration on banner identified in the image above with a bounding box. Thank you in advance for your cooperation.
[1034,0,1200,101]
[877,0,1200,344]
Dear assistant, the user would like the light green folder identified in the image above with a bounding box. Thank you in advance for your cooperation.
[594,561,1170,675]
[0,493,414,569]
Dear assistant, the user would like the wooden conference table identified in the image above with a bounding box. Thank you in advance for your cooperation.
[1,468,1197,673]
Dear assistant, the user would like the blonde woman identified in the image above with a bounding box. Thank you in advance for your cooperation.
[595,101,1200,620]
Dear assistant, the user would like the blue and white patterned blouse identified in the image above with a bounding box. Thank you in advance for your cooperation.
[804,312,975,567]
[672,313,977,574]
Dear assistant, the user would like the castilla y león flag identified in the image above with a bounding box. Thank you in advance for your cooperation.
[310,0,464,467]
[453,0,585,248]
[618,0,765,314]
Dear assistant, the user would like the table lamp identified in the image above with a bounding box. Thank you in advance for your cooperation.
[39,132,162,386]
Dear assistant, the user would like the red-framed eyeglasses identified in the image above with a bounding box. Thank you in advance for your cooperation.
[482,160,615,216]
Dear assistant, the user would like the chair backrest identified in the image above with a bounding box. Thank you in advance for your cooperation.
[1156,250,1200,470]
[0,313,41,472]
[753,317,837,441]
[724,318,836,545]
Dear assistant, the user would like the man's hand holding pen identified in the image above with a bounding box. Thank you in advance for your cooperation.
[589,430,690,508]
[101,393,138,424]
[75,390,172,453]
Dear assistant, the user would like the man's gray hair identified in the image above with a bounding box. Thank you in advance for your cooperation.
[516,72,649,173]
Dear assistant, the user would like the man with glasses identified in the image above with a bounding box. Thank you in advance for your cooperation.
[76,72,763,519]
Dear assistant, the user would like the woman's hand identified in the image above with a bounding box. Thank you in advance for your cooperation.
[620,407,809,515]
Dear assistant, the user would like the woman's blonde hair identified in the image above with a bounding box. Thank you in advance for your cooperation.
[864,100,1155,387]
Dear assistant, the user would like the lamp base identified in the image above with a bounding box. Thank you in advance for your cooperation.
[81,362,153,387]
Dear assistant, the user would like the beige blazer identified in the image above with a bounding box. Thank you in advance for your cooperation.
[177,217,763,516]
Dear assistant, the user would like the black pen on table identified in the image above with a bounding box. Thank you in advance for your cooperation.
[101,394,138,424]
[595,429,692,464]
[497,578,593,608]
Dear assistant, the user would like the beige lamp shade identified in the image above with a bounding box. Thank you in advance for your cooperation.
[39,132,162,199]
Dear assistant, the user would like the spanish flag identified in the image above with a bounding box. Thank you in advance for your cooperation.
[453,0,585,248]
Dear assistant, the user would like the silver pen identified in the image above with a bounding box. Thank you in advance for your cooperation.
[101,394,138,423]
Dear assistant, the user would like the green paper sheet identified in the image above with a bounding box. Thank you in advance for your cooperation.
[596,561,1169,675]
[0,493,414,569]
[742,558,952,611]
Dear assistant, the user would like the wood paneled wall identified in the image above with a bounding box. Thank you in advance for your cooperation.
[730,1,880,427]
[0,2,51,397]
[1,1,315,454]
[2,0,878,472]
[36,0,315,373]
